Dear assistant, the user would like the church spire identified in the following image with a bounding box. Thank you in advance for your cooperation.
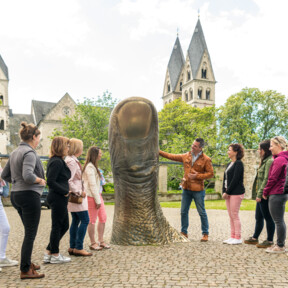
[0,54,9,80]
[187,19,214,79]
[167,35,185,92]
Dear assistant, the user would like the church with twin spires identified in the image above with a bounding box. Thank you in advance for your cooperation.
[162,18,216,107]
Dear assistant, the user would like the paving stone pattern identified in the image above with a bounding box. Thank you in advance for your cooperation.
[1,206,288,287]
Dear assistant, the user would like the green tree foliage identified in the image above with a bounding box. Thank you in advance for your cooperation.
[52,91,118,174]
[217,88,288,149]
[158,98,217,187]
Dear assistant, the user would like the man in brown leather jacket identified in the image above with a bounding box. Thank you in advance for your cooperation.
[159,138,214,242]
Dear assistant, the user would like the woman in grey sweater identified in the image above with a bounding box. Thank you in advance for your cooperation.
[1,122,46,280]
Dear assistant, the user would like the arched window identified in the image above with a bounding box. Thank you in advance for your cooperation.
[180,81,183,91]
[0,95,3,105]
[167,82,170,93]
[201,62,207,79]
[185,91,188,102]
[0,120,4,130]
[206,89,210,100]
[187,71,191,81]
[198,88,202,99]
[201,69,207,79]
[190,89,193,100]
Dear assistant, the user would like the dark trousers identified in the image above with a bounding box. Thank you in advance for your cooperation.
[10,191,41,273]
[269,194,288,247]
[46,193,69,254]
[253,199,275,242]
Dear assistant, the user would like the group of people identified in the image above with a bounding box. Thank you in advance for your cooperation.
[159,136,288,253]
[1,122,288,279]
[0,122,109,279]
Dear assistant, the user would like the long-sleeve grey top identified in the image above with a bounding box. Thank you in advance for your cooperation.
[1,142,45,195]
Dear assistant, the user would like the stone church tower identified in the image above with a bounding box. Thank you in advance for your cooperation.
[0,55,10,154]
[162,19,216,108]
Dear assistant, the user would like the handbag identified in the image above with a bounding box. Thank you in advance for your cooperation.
[68,193,83,204]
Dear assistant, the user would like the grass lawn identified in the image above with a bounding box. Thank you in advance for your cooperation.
[159,199,257,210]
[106,199,288,211]
[106,199,257,211]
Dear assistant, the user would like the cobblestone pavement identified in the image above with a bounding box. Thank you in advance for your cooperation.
[2,205,288,288]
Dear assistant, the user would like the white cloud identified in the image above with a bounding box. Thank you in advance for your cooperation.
[0,0,89,57]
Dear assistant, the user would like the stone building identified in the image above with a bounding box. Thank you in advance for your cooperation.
[162,18,216,108]
[0,54,76,156]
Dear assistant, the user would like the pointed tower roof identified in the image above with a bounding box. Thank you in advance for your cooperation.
[187,19,214,79]
[0,54,9,80]
[167,36,185,91]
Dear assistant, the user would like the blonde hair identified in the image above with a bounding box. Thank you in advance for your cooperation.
[68,138,83,156]
[271,136,288,151]
[50,136,70,158]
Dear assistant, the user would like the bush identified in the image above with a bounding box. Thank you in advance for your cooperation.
[167,178,181,190]
[103,183,114,194]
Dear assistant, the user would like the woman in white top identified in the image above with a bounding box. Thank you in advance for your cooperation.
[82,146,110,250]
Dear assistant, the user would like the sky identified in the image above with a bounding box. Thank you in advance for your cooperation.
[1,0,288,114]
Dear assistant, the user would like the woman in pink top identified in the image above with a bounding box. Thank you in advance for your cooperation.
[82,146,110,251]
[65,138,92,257]
[263,136,288,253]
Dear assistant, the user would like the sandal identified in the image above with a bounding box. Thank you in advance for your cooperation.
[89,243,103,251]
[99,242,111,249]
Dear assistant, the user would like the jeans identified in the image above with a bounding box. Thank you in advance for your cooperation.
[70,211,90,250]
[46,192,69,254]
[181,189,209,235]
[253,199,275,242]
[0,197,10,259]
[269,194,288,247]
[10,191,41,272]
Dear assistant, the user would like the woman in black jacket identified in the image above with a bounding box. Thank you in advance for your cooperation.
[43,137,71,264]
[222,144,245,245]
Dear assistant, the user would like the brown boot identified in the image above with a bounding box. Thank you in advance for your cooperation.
[201,234,208,242]
[20,268,45,280]
[73,249,92,257]
[30,263,40,270]
[180,232,188,238]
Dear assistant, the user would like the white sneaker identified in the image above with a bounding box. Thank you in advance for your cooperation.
[43,253,51,263]
[223,238,234,244]
[50,254,71,264]
[0,258,18,267]
[228,239,242,245]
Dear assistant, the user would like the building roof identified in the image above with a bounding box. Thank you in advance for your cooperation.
[32,100,56,125]
[8,113,34,149]
[167,36,185,92]
[187,19,214,79]
[0,54,9,80]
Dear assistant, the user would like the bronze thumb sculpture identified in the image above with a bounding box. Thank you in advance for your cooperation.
[109,97,188,245]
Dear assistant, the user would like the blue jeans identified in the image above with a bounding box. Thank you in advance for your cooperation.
[70,211,90,250]
[181,189,209,235]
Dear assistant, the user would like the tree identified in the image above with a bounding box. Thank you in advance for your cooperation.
[53,91,118,173]
[158,98,218,188]
[217,88,288,149]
